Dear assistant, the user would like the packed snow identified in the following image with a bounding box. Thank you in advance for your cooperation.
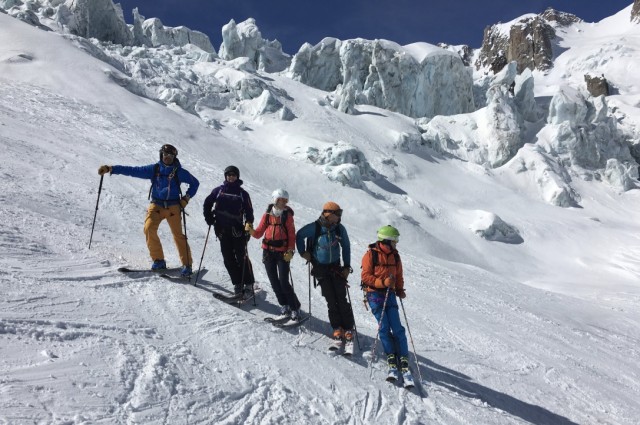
[2,4,640,425]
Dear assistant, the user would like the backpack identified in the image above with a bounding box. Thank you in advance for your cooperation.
[306,219,342,254]
[262,204,293,248]
[361,242,400,290]
[148,163,181,200]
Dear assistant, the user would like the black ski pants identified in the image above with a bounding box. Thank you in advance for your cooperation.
[315,264,354,331]
[263,250,301,311]
[218,227,254,292]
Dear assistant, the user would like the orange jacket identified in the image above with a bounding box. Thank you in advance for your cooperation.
[360,242,404,293]
[252,206,295,252]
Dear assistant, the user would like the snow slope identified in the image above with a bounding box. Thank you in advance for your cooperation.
[2,11,640,425]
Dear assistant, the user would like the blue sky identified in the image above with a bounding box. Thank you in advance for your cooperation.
[117,1,635,53]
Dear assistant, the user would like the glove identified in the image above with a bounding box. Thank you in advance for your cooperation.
[301,252,312,262]
[204,214,215,226]
[396,289,406,299]
[341,266,351,279]
[383,275,396,289]
[283,250,294,262]
[244,222,255,236]
[98,165,112,175]
[180,195,190,209]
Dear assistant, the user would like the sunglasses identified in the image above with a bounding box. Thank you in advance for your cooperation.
[225,173,237,177]
[162,152,175,158]
[323,209,343,217]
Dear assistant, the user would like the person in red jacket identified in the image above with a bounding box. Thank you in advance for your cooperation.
[361,225,411,382]
[247,189,302,320]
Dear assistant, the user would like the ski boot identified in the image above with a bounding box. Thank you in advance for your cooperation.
[329,328,344,351]
[386,353,399,382]
[400,356,415,389]
[180,265,192,278]
[151,259,167,271]
[343,329,355,356]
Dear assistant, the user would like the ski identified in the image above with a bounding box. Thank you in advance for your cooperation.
[264,315,292,324]
[343,340,355,356]
[160,268,208,283]
[212,291,256,306]
[118,266,181,274]
[386,368,400,383]
[272,315,309,328]
[402,371,415,389]
[328,338,344,352]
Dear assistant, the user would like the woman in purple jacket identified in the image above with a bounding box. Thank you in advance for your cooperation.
[203,166,255,297]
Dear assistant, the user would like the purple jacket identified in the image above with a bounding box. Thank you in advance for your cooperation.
[203,179,254,229]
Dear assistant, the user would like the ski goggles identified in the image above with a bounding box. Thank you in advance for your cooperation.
[161,151,176,158]
[323,209,342,217]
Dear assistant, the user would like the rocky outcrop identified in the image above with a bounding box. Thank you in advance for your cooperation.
[476,8,580,74]
[437,43,472,66]
[632,0,640,23]
[584,74,609,97]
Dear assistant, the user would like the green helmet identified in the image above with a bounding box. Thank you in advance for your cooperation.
[377,225,400,242]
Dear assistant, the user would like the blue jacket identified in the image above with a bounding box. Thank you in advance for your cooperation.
[296,220,350,267]
[203,179,254,228]
[111,160,199,203]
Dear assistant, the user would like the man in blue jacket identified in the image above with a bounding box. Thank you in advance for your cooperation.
[296,201,354,345]
[203,165,255,297]
[98,144,199,277]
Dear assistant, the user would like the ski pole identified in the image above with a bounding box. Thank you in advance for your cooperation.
[88,175,104,249]
[241,233,256,306]
[369,287,391,374]
[194,225,211,285]
[399,297,425,387]
[345,284,362,351]
[307,262,312,317]
[181,206,191,280]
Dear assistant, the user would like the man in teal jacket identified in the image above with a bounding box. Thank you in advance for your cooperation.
[98,144,199,276]
[296,201,354,344]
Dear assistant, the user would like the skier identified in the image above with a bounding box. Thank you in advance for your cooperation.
[296,202,355,349]
[203,166,255,297]
[361,225,414,386]
[247,189,302,320]
[97,144,199,277]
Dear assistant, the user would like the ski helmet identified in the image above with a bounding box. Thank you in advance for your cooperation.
[322,201,342,217]
[224,165,240,178]
[159,144,178,161]
[271,188,289,203]
[377,225,400,242]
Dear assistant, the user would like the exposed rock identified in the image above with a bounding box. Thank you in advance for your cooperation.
[437,43,472,66]
[476,9,580,74]
[632,0,640,23]
[584,73,609,97]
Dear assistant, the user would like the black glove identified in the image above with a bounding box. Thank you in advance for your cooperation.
[204,214,215,226]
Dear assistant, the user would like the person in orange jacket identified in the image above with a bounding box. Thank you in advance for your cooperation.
[247,189,301,320]
[361,225,410,381]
